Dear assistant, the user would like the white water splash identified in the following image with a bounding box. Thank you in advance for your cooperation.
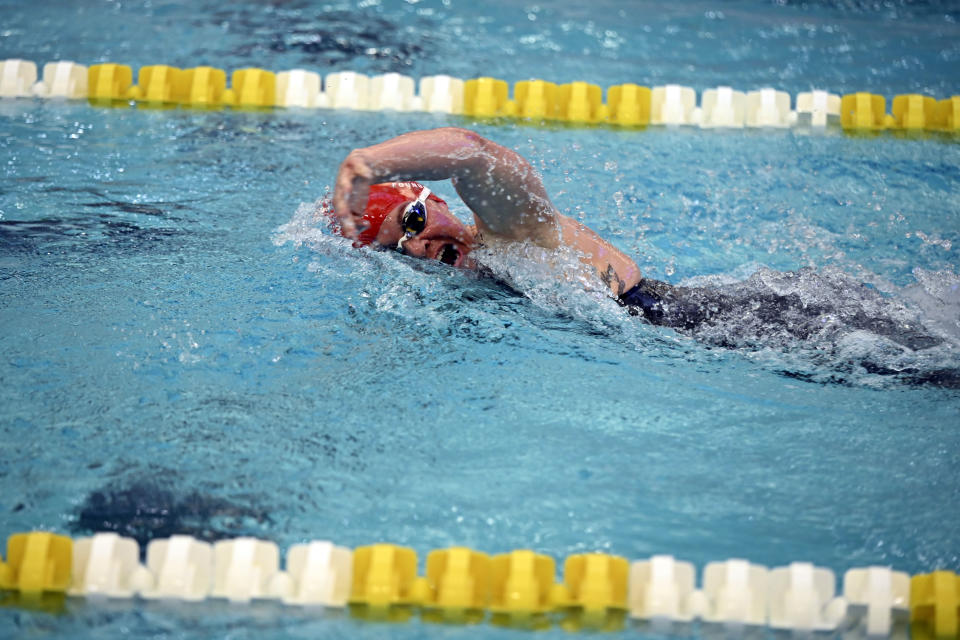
[271,198,330,250]
[902,268,960,344]
[470,238,624,320]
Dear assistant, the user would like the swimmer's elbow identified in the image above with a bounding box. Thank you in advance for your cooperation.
[428,127,493,177]
[428,127,531,186]
[440,127,489,154]
[432,126,485,145]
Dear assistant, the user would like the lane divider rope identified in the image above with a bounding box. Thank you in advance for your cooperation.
[1,59,958,133]
[1,531,958,636]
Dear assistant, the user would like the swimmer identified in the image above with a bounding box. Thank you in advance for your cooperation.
[333,127,650,308]
[332,127,951,377]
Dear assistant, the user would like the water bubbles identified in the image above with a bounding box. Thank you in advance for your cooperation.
[664,257,676,277]
[913,230,953,251]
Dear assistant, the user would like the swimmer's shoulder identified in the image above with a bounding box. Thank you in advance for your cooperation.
[555,214,642,295]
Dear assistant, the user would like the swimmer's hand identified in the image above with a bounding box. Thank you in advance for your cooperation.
[332,149,377,240]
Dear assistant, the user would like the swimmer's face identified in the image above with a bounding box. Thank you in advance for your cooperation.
[373,197,475,268]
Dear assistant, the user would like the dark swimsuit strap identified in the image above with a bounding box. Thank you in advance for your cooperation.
[618,279,668,324]
[619,278,712,330]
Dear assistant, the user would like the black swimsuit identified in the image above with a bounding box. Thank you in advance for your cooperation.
[618,278,714,330]
[617,277,960,387]
[619,277,945,347]
[618,279,668,324]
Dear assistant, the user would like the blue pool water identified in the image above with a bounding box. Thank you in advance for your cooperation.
[1,1,959,638]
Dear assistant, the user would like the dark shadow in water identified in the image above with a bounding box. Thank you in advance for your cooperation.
[779,363,960,389]
[0,216,185,256]
[207,6,431,70]
[79,201,167,216]
[774,0,960,20]
[0,183,226,256]
[0,183,220,257]
[46,185,217,218]
[70,477,274,555]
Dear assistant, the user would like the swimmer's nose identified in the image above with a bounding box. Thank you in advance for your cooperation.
[399,235,429,257]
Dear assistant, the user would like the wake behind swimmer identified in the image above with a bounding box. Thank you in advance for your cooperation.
[321,127,956,388]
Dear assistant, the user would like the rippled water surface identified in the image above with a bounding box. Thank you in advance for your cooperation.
[1,1,959,638]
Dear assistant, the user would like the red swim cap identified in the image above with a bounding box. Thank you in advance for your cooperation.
[351,182,447,247]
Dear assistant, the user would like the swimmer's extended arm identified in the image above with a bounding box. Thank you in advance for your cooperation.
[333,127,561,247]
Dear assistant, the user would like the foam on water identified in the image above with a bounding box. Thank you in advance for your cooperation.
[903,267,960,336]
[680,265,960,387]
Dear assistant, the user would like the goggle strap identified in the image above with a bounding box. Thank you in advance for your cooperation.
[416,186,431,205]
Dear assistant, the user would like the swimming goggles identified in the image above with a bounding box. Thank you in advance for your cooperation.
[396,185,431,252]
